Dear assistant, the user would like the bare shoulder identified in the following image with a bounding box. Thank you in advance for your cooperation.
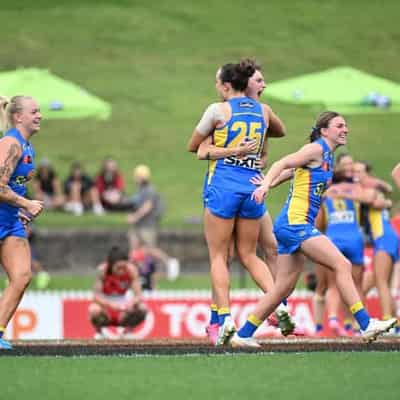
[262,103,273,114]
[299,142,323,154]
[0,136,21,153]
[218,101,230,112]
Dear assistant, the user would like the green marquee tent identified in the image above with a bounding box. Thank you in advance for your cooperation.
[0,68,111,120]
[263,66,400,114]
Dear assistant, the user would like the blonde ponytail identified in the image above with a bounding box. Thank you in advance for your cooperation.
[0,96,10,133]
[0,96,31,133]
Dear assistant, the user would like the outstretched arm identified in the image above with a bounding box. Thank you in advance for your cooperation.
[361,175,392,194]
[325,183,391,209]
[252,142,322,203]
[251,168,294,188]
[270,168,294,188]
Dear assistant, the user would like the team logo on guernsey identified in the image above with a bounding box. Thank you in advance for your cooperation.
[15,170,35,185]
[22,155,33,164]
[239,101,255,108]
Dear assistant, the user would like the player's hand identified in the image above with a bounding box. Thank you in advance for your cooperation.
[250,173,265,186]
[251,185,269,204]
[18,209,33,226]
[254,158,266,170]
[236,138,257,157]
[25,200,44,218]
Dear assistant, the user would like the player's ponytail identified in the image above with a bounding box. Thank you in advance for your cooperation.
[309,111,341,142]
[309,126,321,142]
[239,58,262,72]
[219,60,256,92]
[0,96,31,133]
[0,96,10,132]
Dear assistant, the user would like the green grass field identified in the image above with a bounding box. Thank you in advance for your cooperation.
[1,273,267,291]
[1,0,400,228]
[1,353,399,400]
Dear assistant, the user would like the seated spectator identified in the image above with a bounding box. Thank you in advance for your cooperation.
[31,158,65,210]
[95,158,125,211]
[127,165,164,247]
[64,161,104,216]
[88,246,147,339]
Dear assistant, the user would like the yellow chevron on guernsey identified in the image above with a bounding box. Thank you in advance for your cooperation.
[287,168,311,224]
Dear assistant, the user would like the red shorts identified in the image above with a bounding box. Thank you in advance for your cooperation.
[104,308,125,325]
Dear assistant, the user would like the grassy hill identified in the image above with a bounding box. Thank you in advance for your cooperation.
[1,0,400,228]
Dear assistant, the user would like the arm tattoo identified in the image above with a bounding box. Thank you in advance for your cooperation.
[0,142,23,206]
[0,184,21,204]
[0,143,20,183]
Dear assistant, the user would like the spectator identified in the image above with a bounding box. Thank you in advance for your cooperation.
[64,161,104,216]
[129,236,180,291]
[127,165,164,247]
[88,245,147,339]
[31,158,65,210]
[95,158,125,211]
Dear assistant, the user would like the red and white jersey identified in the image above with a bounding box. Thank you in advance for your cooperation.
[98,262,133,296]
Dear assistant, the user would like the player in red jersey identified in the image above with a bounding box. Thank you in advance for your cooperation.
[88,246,147,338]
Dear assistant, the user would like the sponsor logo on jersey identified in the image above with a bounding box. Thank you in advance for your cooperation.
[329,211,355,224]
[224,155,260,170]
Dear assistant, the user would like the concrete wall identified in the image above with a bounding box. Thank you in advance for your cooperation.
[34,229,209,273]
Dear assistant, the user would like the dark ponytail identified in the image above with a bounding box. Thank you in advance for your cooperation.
[240,58,262,72]
[309,111,341,142]
[219,60,256,92]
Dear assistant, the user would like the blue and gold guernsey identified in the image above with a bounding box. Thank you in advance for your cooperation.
[0,127,35,240]
[366,207,399,262]
[322,197,364,265]
[204,96,267,219]
[274,138,333,254]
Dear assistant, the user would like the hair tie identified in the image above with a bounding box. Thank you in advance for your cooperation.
[311,126,319,133]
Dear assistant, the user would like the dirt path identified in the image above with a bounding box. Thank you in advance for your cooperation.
[1,337,399,356]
